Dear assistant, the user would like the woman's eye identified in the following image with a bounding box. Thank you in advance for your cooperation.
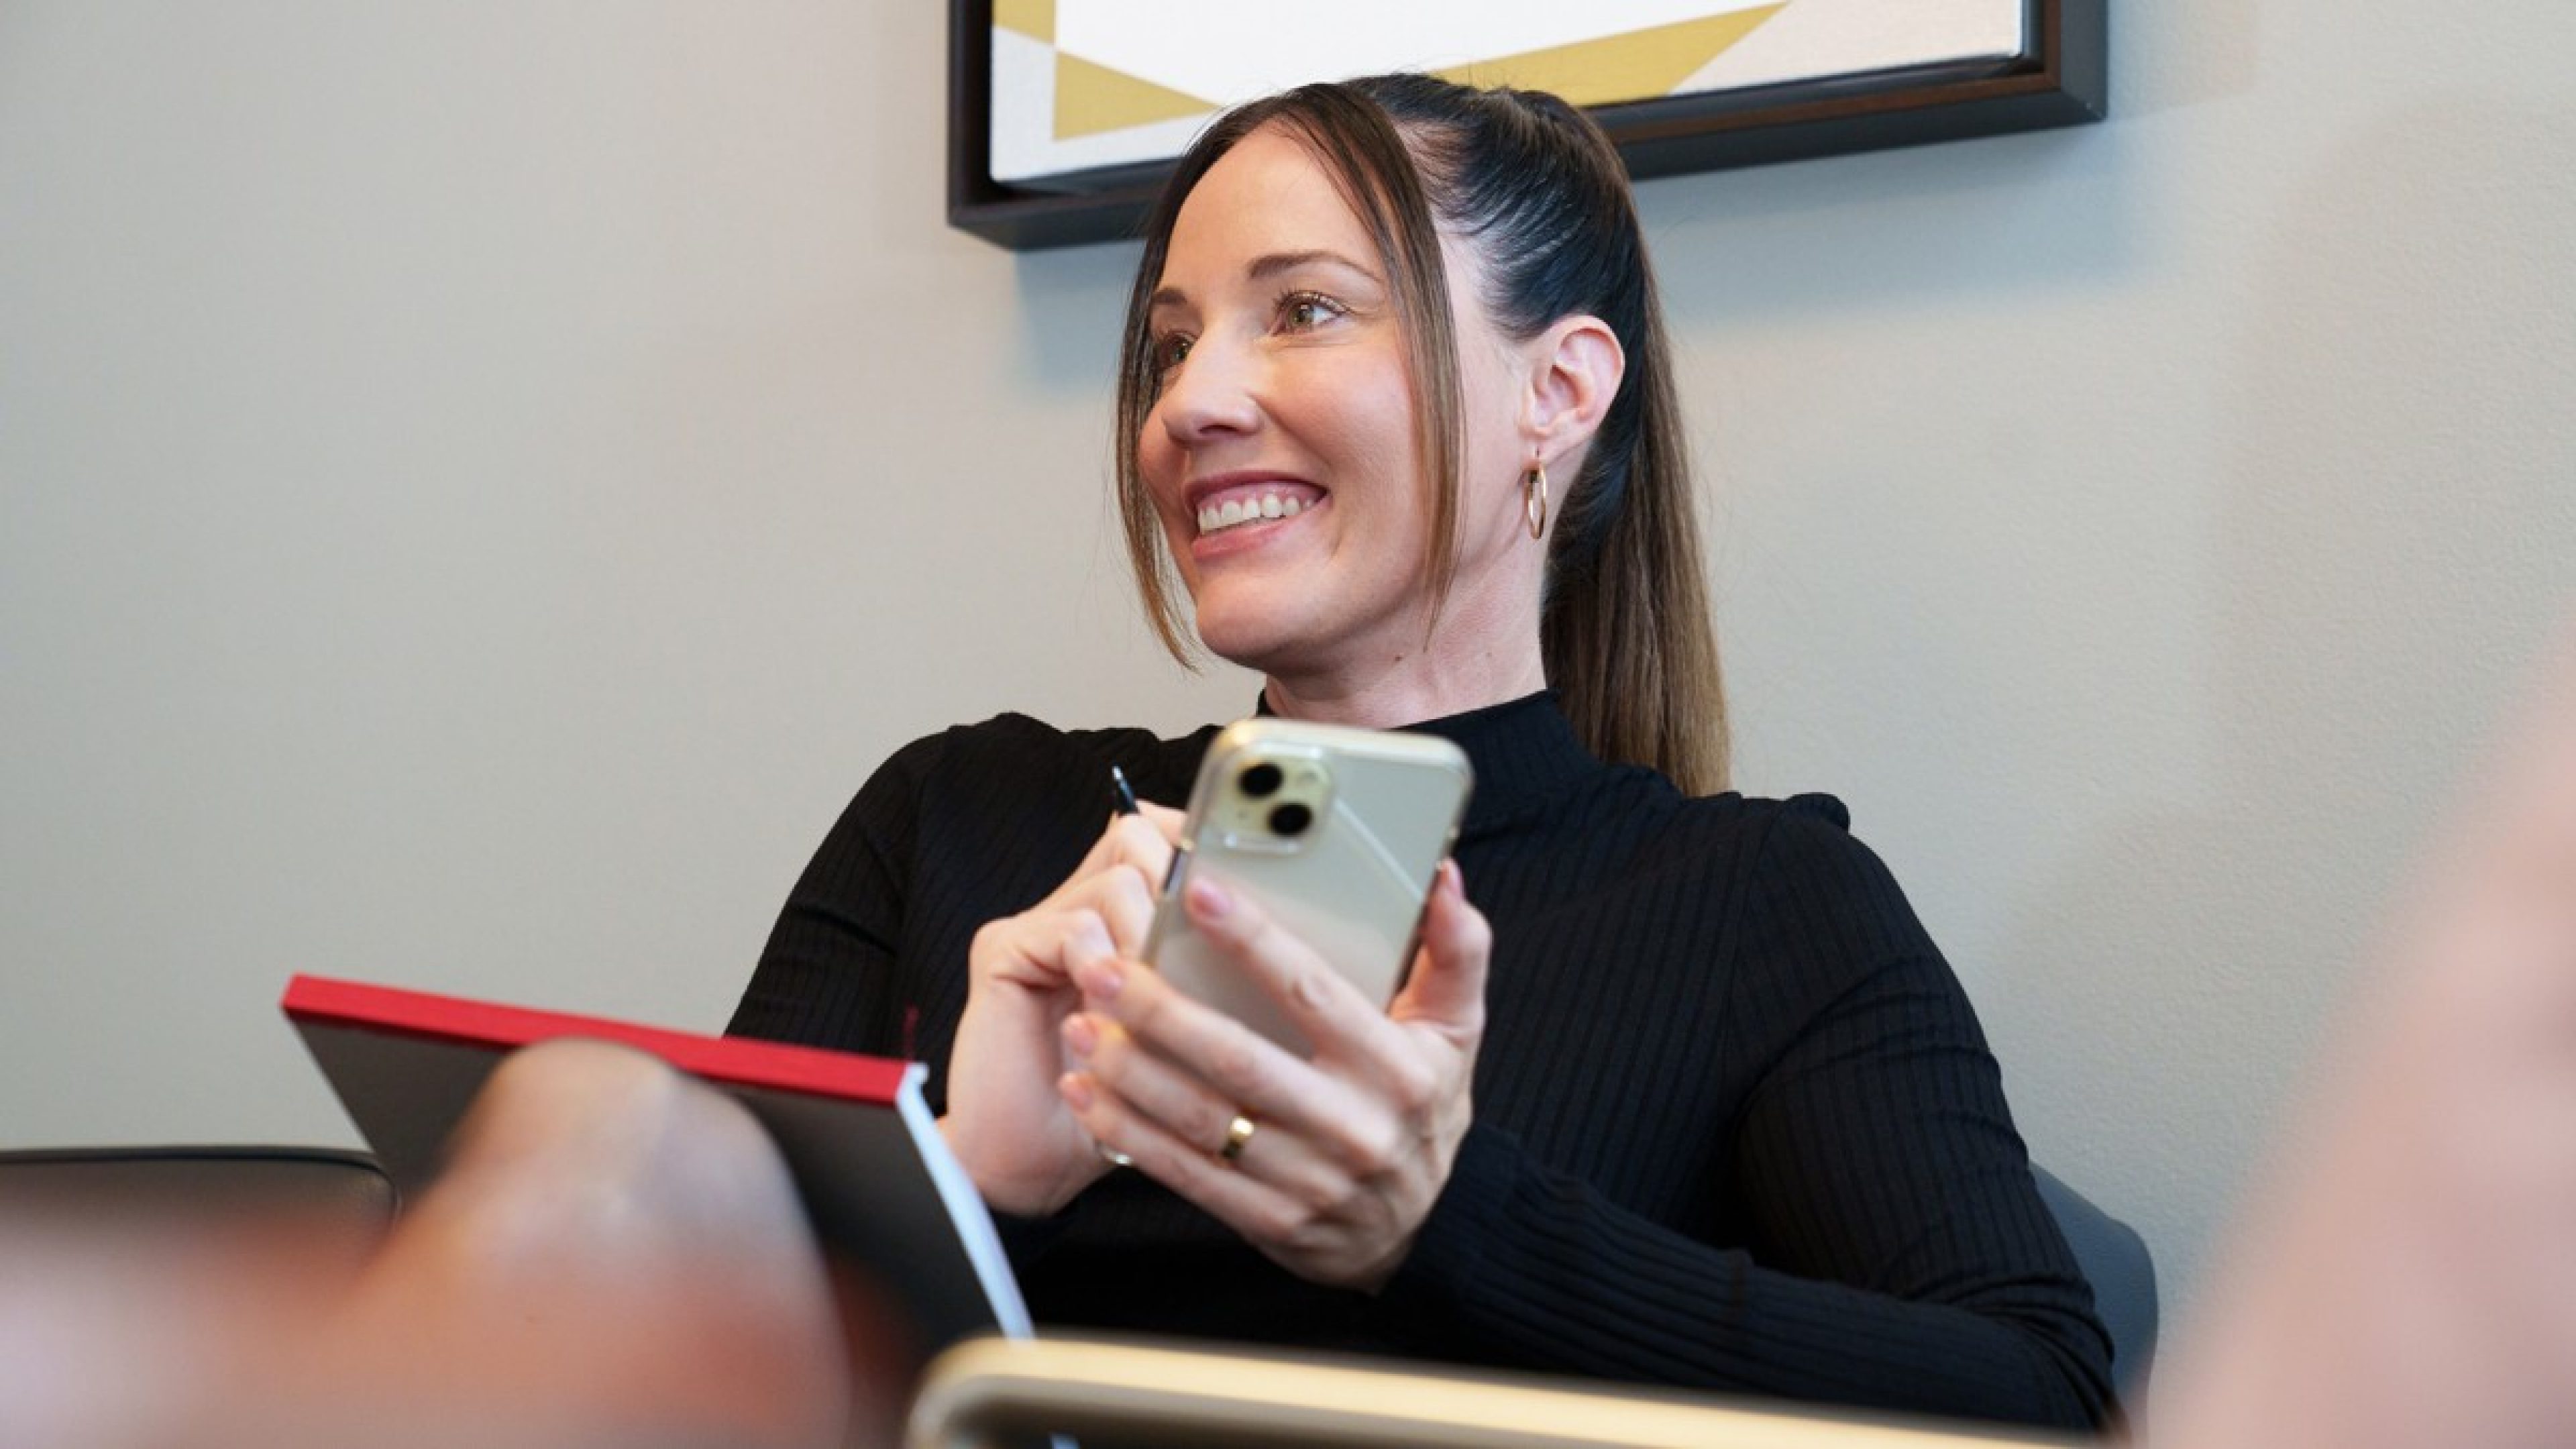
[1277,292,1344,331]
[1152,333,1193,372]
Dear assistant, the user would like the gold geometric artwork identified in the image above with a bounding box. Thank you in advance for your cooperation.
[1040,6,1791,142]
[1055,51,1219,140]
[993,0,1055,44]
[1435,7,1787,107]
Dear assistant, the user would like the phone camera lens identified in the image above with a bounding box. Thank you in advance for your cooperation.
[1268,802,1313,838]
[1238,763,1284,798]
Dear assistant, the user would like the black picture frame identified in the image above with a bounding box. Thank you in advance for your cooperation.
[949,0,2107,252]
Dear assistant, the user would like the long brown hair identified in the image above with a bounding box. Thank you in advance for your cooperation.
[1114,76,1729,794]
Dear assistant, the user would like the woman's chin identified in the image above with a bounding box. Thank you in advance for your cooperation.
[1189,600,1320,677]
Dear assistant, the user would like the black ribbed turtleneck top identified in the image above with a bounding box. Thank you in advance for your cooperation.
[729,693,2114,1430]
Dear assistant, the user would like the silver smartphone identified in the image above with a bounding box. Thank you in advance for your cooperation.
[1142,719,1474,1055]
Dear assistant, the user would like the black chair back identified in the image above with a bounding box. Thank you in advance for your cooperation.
[0,1145,397,1261]
[2031,1164,2157,1395]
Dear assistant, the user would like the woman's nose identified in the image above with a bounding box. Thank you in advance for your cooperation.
[1156,337,1262,445]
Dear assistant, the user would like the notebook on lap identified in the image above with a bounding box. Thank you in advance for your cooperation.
[281,974,1030,1359]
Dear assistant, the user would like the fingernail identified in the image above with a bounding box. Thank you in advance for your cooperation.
[1075,958,1123,1001]
[1062,1012,1099,1058]
[1187,876,1233,918]
[1059,1072,1094,1110]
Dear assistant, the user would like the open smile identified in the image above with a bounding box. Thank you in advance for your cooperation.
[1198,491,1311,534]
[1185,477,1328,539]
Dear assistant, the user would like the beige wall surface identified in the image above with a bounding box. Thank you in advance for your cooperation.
[3,1,2571,1321]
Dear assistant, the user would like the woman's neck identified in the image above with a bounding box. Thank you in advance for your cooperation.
[1247,541,1550,728]
[1259,631,1546,729]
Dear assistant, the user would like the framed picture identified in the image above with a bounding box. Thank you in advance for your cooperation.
[948,0,2106,251]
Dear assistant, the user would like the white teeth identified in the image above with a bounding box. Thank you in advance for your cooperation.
[1195,492,1312,535]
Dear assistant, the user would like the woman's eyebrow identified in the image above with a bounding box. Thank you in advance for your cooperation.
[1246,248,1373,283]
[1149,249,1380,311]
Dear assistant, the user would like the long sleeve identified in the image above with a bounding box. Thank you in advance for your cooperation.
[727,700,2116,1432]
[1368,800,2114,1429]
[728,731,941,1054]
[1377,987,2110,1426]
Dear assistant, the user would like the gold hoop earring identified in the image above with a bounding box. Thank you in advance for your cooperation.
[1523,466,1549,541]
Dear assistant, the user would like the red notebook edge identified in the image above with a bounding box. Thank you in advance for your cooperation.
[282,973,916,1105]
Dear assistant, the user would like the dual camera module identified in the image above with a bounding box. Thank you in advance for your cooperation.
[1235,761,1313,838]
[1233,760,1317,841]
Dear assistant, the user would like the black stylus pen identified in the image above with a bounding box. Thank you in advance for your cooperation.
[1112,764,1179,893]
[1099,763,1147,1172]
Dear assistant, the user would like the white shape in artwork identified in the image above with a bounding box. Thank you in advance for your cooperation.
[1676,0,2027,94]
[1056,0,1782,107]
[989,23,1217,186]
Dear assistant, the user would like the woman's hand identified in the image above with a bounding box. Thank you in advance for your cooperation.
[941,806,1181,1217]
[1058,861,1490,1290]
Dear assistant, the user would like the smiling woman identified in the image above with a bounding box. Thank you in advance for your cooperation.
[1133,128,1503,714]
[727,74,2117,1433]
[1117,78,1723,787]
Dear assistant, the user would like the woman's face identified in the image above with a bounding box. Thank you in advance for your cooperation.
[1137,124,1532,687]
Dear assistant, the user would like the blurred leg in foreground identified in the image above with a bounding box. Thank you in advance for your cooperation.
[5,1038,890,1449]
[272,1036,870,1447]
[2152,627,2576,1449]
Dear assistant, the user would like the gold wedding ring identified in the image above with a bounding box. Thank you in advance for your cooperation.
[1220,1112,1257,1163]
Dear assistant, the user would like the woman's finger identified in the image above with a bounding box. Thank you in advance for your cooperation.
[1062,1012,1346,1205]
[1098,813,1177,885]
[1062,1009,1235,1159]
[1059,1064,1318,1247]
[1135,800,1186,849]
[1074,954,1310,1118]
[973,885,1152,1005]
[1073,952,1401,1175]
[973,908,1104,992]
[1386,861,1489,1045]
[1176,873,1423,1073]
[1060,861,1159,959]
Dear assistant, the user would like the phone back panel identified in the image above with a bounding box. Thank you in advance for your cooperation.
[1146,720,1472,1054]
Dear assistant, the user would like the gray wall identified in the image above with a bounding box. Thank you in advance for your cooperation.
[5,1,2571,1324]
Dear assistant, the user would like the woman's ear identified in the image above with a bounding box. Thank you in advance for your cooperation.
[1519,315,1625,468]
